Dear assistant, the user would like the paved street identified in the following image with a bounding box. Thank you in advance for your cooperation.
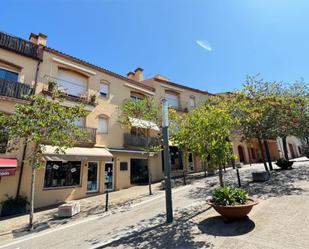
[0,159,309,249]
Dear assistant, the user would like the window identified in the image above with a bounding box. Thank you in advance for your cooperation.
[44,161,81,188]
[74,117,85,127]
[57,69,87,97]
[0,127,8,153]
[189,96,196,107]
[100,82,109,98]
[165,91,179,108]
[98,117,108,133]
[0,68,18,81]
[130,91,144,101]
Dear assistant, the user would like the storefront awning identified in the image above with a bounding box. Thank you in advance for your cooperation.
[42,146,113,162]
[129,117,160,131]
[0,158,17,176]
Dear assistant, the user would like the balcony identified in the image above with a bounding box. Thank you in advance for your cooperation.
[0,78,33,100]
[124,133,160,148]
[77,127,97,146]
[42,75,96,106]
[0,32,41,60]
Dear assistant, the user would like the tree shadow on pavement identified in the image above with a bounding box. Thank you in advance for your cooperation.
[198,216,255,237]
[94,208,213,249]
[186,164,309,201]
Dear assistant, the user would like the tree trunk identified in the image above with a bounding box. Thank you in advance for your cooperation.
[282,136,289,160]
[203,160,207,177]
[179,150,186,185]
[218,164,224,187]
[29,166,36,230]
[258,138,269,172]
[263,140,273,171]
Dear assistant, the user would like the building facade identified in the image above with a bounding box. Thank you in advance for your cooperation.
[0,31,303,210]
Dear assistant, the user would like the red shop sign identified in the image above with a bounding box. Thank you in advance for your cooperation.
[0,167,16,176]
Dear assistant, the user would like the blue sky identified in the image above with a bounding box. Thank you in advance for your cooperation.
[1,0,309,93]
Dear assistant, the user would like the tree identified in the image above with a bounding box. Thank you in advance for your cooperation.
[0,95,88,230]
[118,97,161,195]
[169,97,235,187]
[228,76,287,171]
[277,82,309,159]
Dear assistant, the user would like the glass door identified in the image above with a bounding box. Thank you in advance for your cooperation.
[87,161,99,192]
[105,162,114,190]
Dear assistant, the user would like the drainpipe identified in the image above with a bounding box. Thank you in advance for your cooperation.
[16,55,42,197]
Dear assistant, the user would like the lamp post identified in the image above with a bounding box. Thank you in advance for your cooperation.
[162,98,173,223]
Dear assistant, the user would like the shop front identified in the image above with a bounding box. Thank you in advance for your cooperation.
[20,146,114,209]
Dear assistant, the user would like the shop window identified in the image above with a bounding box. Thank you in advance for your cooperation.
[44,161,81,188]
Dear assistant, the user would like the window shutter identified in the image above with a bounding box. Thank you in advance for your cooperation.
[98,117,108,133]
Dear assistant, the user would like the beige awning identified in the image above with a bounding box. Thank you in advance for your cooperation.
[129,117,160,131]
[42,145,113,161]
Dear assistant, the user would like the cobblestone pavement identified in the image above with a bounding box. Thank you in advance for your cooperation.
[0,158,308,248]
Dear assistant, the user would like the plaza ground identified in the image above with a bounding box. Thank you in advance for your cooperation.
[0,158,308,249]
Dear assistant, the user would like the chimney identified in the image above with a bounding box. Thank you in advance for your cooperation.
[29,32,47,46]
[127,72,135,80]
[134,68,143,82]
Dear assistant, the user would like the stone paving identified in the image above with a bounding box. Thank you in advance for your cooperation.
[97,158,309,249]
[1,158,308,248]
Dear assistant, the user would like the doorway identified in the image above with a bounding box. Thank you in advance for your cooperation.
[238,145,245,163]
[288,144,296,158]
[87,161,99,192]
[130,159,148,184]
[104,162,114,190]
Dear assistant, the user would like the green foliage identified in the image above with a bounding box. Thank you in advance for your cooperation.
[118,97,161,152]
[1,194,29,215]
[228,76,309,142]
[0,95,89,168]
[169,96,236,169]
[212,187,248,206]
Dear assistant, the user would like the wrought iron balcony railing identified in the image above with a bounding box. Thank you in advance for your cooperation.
[0,78,33,100]
[0,32,41,60]
[78,126,97,144]
[124,133,159,148]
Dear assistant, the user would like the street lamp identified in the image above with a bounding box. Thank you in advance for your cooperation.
[162,98,173,223]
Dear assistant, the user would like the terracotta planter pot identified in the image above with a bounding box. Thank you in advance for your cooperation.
[207,198,258,219]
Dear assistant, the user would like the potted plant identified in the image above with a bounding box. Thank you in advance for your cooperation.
[276,158,294,170]
[207,187,258,219]
[1,195,29,217]
[48,80,57,92]
[90,94,96,104]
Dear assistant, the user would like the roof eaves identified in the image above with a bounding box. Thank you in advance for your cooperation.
[44,47,155,92]
[153,77,212,95]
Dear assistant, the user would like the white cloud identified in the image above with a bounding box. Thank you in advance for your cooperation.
[196,40,212,51]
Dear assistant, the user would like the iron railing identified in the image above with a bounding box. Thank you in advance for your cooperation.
[0,32,40,60]
[42,75,96,106]
[78,126,97,144]
[0,78,33,100]
[124,133,159,148]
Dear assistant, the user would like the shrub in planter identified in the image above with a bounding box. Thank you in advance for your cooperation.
[208,187,258,219]
[0,195,29,217]
[212,187,248,206]
[48,80,57,92]
[276,158,294,170]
